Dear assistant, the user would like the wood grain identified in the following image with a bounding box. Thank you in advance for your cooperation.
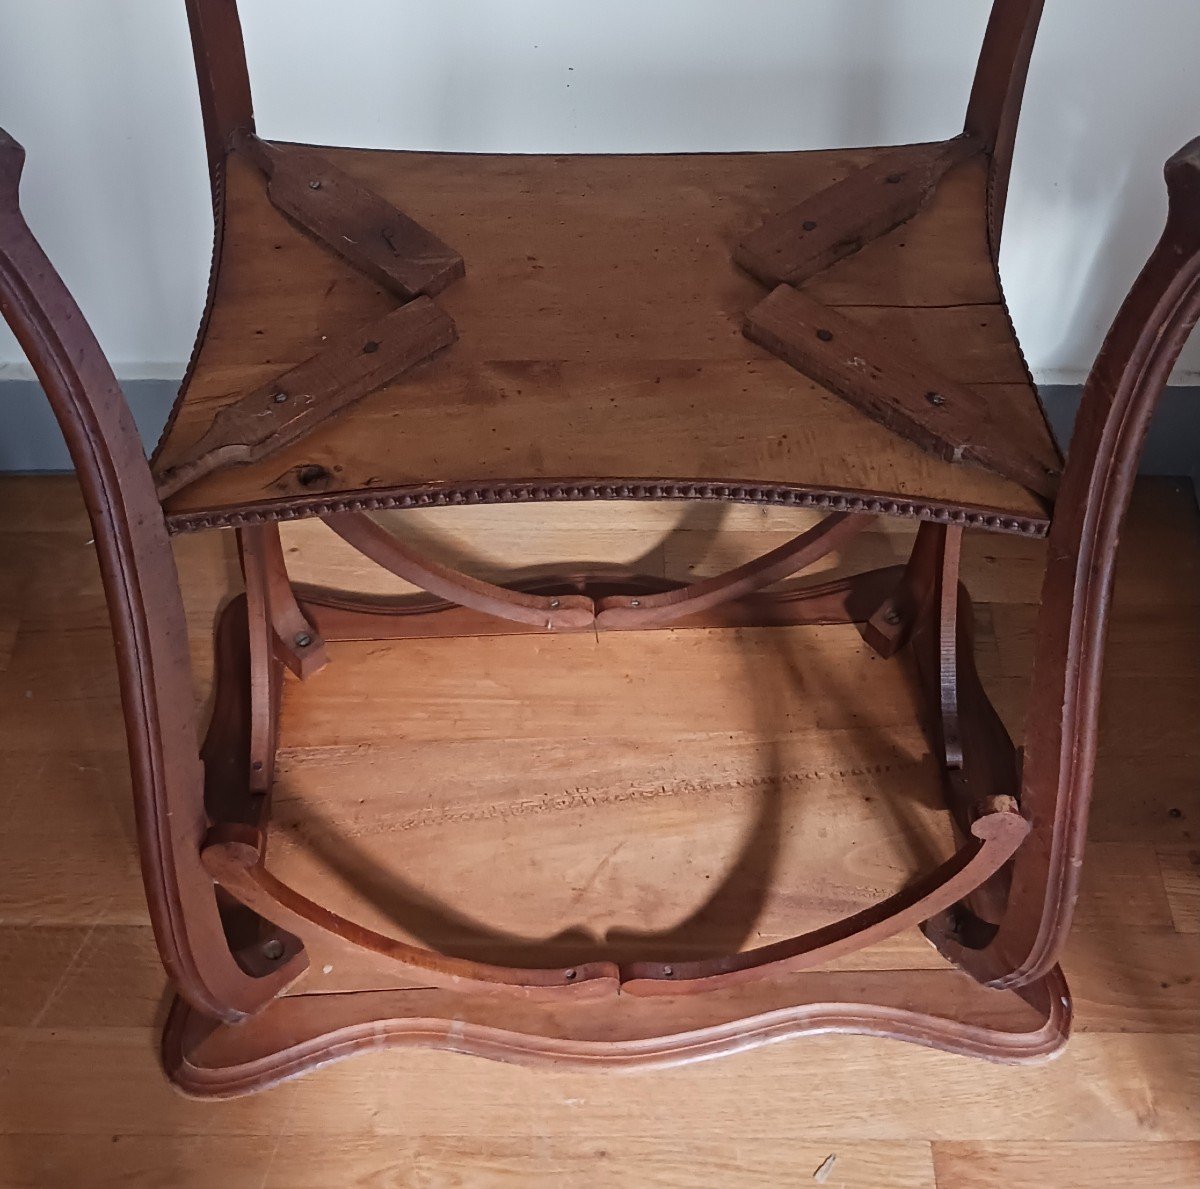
[154,150,1057,528]
[745,284,1059,499]
[735,136,983,288]
[154,297,456,499]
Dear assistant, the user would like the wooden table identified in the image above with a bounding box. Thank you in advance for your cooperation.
[0,0,1197,1098]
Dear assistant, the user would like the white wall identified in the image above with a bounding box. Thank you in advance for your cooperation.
[1,0,1198,384]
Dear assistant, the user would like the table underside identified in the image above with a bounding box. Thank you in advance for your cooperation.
[155,143,1060,535]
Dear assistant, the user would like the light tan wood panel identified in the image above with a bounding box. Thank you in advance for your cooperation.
[933,1142,1200,1189]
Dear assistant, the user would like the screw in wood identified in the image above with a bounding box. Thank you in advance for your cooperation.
[294,632,313,648]
[926,392,946,406]
[884,608,902,626]
[308,180,322,190]
[272,392,289,404]
[629,599,641,608]
[817,329,834,342]
[262,938,285,961]
[549,599,560,609]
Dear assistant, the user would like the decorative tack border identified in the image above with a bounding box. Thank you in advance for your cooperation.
[165,478,1051,538]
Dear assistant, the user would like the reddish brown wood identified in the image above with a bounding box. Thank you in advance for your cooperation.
[745,284,1060,500]
[200,801,1028,1001]
[300,566,907,643]
[966,0,1046,244]
[201,825,621,999]
[243,522,328,680]
[935,526,965,769]
[160,966,1072,1096]
[735,136,983,288]
[234,132,466,299]
[861,521,945,658]
[184,0,254,173]
[593,514,869,628]
[959,137,1200,988]
[237,527,282,795]
[155,298,457,500]
[621,802,1029,996]
[0,127,297,1021]
[325,512,598,630]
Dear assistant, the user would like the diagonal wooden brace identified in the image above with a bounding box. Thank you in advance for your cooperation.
[735,136,983,289]
[233,131,465,299]
[745,284,1059,500]
[156,298,456,500]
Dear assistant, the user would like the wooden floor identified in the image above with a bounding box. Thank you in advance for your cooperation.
[0,474,1197,1188]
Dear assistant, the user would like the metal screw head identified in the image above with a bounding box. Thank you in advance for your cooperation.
[308,179,322,190]
[272,392,289,404]
[294,632,313,648]
[262,938,285,961]
[549,599,560,609]
[629,599,641,608]
[926,392,946,407]
[884,609,902,626]
[817,329,834,343]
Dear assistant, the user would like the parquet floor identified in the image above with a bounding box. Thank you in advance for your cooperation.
[0,475,1196,1188]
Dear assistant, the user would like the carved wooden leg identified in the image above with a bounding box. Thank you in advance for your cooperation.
[862,521,944,658]
[237,528,282,795]
[239,523,329,678]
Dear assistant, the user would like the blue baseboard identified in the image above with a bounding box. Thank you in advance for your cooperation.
[0,378,178,473]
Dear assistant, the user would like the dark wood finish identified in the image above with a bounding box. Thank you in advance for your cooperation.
[184,0,254,173]
[745,284,1059,499]
[234,133,466,300]
[958,137,1200,987]
[966,0,1047,244]
[155,297,457,499]
[734,136,983,289]
[0,128,298,1022]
